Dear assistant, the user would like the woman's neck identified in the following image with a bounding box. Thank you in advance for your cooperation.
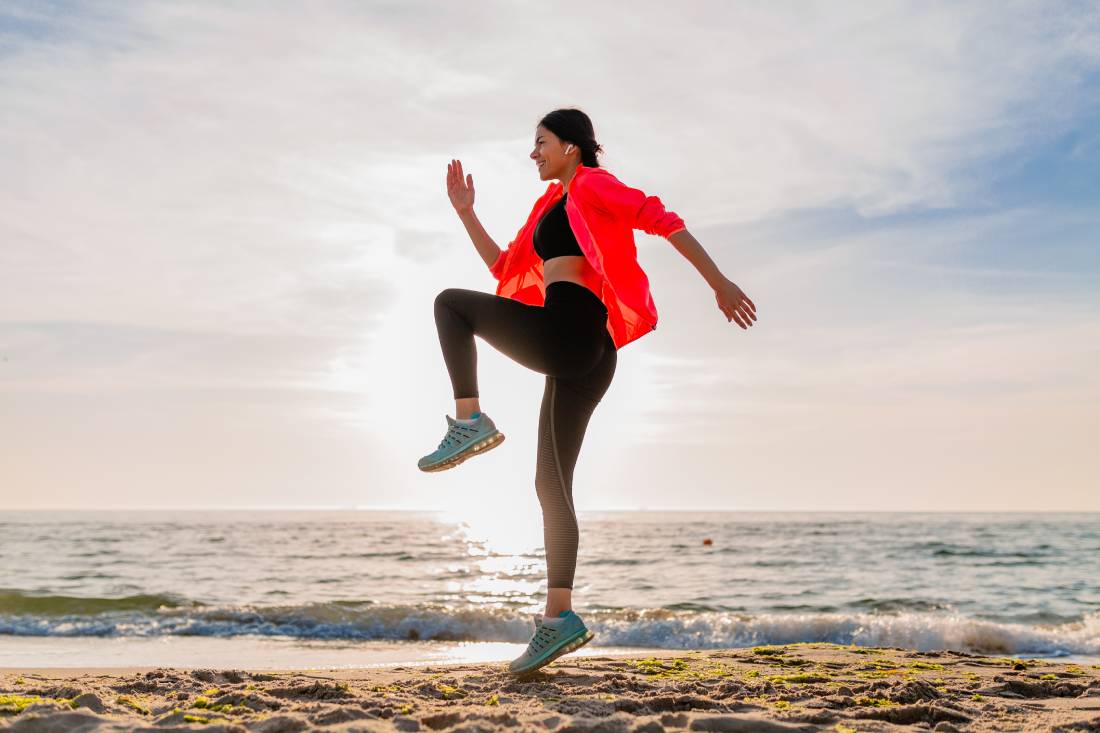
[559,161,581,192]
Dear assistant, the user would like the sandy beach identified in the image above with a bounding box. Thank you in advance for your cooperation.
[4,644,1100,732]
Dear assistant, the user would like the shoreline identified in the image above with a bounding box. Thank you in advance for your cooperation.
[3,644,1100,731]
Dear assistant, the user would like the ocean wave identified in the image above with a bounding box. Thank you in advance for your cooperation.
[850,597,953,613]
[1,591,1098,659]
[0,588,193,616]
[903,541,1064,559]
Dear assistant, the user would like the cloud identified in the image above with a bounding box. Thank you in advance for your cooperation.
[630,202,1100,447]
[0,317,390,402]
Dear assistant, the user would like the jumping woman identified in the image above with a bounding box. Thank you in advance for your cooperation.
[419,108,757,675]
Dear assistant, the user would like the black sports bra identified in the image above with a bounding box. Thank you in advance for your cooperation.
[533,193,584,261]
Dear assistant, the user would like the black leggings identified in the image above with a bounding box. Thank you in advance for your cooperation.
[433,281,618,589]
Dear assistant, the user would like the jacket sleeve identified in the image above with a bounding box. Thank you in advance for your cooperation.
[584,174,687,239]
[488,238,513,280]
[488,211,534,281]
[490,184,557,281]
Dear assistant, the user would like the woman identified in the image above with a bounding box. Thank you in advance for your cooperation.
[419,108,756,675]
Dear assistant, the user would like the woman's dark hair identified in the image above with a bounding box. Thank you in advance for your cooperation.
[539,108,603,168]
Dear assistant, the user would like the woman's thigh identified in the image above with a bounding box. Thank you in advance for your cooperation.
[557,331,618,404]
[437,287,604,378]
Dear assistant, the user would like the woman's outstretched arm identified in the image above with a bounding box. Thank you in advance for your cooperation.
[576,171,758,330]
[447,159,502,270]
[668,228,724,289]
[457,207,503,271]
[668,229,757,330]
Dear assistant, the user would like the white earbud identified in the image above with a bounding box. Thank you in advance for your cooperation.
[565,145,574,154]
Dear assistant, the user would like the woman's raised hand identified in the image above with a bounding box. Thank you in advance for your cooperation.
[447,159,475,215]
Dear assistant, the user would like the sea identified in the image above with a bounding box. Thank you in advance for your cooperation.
[1,510,1098,670]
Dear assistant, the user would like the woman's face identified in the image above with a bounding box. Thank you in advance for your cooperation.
[530,125,575,182]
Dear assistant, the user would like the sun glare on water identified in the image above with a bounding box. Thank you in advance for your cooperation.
[438,507,546,606]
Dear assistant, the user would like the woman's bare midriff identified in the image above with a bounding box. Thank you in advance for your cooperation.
[543,255,604,299]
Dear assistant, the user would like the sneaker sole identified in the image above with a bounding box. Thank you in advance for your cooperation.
[508,628,594,676]
[418,431,506,472]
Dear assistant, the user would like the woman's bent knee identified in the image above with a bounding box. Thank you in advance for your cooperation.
[434,288,471,321]
[436,287,484,313]
[435,287,460,308]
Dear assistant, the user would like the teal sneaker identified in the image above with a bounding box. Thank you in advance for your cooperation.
[507,610,595,675]
[417,412,505,472]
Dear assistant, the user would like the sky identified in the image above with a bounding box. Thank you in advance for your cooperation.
[1,1,1098,515]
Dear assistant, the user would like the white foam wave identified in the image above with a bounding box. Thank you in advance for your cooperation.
[2,603,1098,659]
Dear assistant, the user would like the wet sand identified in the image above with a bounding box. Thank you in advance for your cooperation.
[3,643,1100,732]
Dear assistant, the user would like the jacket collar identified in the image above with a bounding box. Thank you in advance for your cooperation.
[560,162,609,195]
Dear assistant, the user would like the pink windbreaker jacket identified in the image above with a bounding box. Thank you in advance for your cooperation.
[487,163,686,350]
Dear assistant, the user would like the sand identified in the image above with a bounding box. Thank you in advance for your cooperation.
[3,644,1100,732]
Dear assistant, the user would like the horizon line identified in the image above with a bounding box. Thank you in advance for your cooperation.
[1,506,1097,514]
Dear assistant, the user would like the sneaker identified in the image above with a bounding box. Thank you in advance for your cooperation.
[507,610,595,675]
[417,412,505,472]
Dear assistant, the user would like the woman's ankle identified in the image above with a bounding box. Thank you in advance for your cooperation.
[455,397,481,419]
[545,588,572,618]
[455,400,481,416]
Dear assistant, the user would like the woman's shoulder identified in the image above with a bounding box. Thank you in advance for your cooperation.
[573,166,632,199]
[571,166,630,214]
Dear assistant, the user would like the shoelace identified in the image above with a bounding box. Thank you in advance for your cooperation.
[527,625,558,652]
[437,422,479,450]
